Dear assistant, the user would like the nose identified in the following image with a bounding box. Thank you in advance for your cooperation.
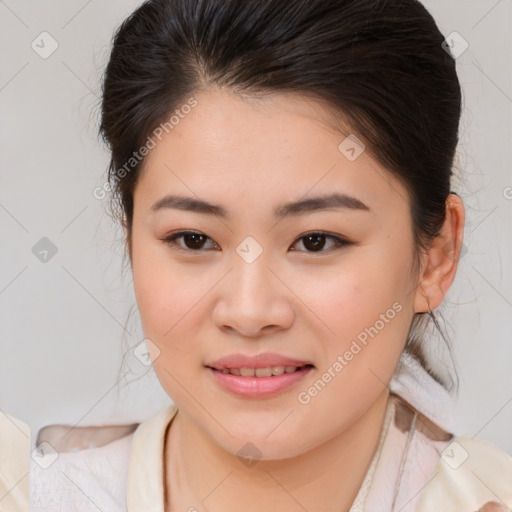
[212,255,295,338]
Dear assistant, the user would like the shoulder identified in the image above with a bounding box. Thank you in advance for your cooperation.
[0,411,31,512]
[30,420,139,512]
[36,421,139,453]
[30,406,179,512]
[414,435,512,511]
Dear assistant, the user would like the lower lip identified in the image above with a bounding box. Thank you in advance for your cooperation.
[207,366,313,398]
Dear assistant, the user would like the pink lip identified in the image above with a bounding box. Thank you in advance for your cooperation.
[206,352,313,370]
[205,352,314,398]
[207,366,314,398]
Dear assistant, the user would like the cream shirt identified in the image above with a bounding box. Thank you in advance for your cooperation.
[127,397,512,512]
[30,394,512,511]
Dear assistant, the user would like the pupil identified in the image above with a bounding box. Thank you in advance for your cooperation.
[305,234,325,251]
[186,233,204,249]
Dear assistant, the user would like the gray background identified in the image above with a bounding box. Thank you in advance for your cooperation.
[1,0,511,453]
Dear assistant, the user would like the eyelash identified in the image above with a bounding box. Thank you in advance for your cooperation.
[159,230,353,254]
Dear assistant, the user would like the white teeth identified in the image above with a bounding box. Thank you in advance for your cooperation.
[240,367,255,377]
[255,367,272,377]
[222,365,301,377]
[271,366,286,376]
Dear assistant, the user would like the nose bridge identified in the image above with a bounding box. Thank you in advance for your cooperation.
[231,242,274,306]
[214,240,294,335]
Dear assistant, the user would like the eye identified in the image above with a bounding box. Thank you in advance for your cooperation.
[289,231,351,253]
[160,231,219,252]
[160,230,352,254]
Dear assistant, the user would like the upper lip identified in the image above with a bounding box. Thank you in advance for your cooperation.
[206,352,314,370]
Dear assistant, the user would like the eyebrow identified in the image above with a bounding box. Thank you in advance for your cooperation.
[150,192,370,219]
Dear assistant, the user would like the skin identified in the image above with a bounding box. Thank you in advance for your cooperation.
[129,87,465,511]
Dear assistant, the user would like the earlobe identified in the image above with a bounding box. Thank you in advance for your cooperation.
[413,193,465,313]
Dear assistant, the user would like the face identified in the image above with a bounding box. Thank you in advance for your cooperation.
[130,88,420,459]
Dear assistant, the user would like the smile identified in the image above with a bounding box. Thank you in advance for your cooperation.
[206,365,314,398]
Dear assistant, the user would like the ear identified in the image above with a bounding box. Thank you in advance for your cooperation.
[413,193,465,313]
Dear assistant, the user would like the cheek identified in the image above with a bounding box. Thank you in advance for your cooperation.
[131,249,204,400]
[131,235,196,337]
[291,259,406,347]
[130,234,215,385]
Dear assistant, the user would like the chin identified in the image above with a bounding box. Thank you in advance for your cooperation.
[215,427,311,463]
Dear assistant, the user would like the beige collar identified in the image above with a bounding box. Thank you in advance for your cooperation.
[124,396,512,511]
[124,399,395,512]
[127,404,178,512]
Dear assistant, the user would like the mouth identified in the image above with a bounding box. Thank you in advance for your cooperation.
[204,354,315,398]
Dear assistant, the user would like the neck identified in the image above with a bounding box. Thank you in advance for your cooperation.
[165,389,390,512]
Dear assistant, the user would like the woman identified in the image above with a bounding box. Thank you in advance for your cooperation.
[30,0,512,510]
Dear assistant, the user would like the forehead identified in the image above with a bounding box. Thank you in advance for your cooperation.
[134,87,410,217]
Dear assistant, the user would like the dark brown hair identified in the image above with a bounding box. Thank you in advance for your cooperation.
[100,0,462,392]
